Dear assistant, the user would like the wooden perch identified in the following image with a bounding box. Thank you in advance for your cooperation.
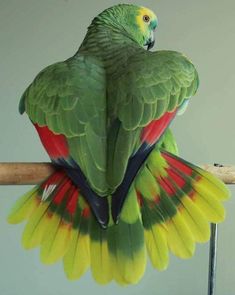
[0,163,234,185]
[0,163,55,185]
[201,164,235,185]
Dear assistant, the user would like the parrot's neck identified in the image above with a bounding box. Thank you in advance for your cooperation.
[76,26,143,75]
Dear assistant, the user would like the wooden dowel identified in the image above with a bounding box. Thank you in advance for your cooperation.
[201,164,235,185]
[0,163,55,185]
[0,162,234,185]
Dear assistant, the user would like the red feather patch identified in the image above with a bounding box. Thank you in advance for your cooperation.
[53,178,72,205]
[40,169,80,217]
[162,152,193,176]
[66,188,79,215]
[158,176,177,196]
[34,124,69,159]
[141,110,177,145]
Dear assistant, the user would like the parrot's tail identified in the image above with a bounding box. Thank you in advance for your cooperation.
[136,149,229,271]
[8,150,230,285]
[7,167,145,285]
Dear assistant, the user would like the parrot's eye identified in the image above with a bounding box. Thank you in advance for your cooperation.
[143,15,150,23]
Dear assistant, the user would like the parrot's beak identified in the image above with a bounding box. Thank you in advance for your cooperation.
[147,39,155,50]
[146,30,155,50]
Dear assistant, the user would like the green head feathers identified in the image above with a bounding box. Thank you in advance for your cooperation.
[90,4,158,48]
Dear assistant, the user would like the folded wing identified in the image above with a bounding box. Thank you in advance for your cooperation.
[108,50,199,220]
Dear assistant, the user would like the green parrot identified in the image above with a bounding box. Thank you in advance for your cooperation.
[8,4,230,285]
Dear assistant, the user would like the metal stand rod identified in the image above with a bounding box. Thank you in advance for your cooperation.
[208,223,218,295]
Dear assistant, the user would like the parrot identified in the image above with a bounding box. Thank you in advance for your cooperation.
[8,4,230,285]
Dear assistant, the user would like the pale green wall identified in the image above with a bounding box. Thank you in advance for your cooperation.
[0,0,234,294]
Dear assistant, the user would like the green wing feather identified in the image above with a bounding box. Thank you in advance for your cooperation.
[159,128,179,155]
[107,50,199,190]
[20,55,108,195]
[111,50,199,130]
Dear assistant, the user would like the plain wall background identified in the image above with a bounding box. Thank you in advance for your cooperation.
[0,0,234,294]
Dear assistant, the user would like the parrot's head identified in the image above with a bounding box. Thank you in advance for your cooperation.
[133,5,158,50]
[91,4,158,50]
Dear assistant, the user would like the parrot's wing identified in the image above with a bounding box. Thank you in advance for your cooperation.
[20,55,110,226]
[113,49,198,139]
[109,50,199,221]
[20,55,107,195]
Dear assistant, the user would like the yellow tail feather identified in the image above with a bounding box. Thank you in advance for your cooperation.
[167,212,195,258]
[63,230,90,280]
[145,224,169,270]
[22,202,51,249]
[180,196,210,242]
[90,239,113,284]
[8,188,39,224]
[40,215,72,264]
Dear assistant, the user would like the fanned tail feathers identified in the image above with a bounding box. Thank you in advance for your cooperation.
[138,149,229,271]
[7,169,145,285]
[8,149,229,285]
